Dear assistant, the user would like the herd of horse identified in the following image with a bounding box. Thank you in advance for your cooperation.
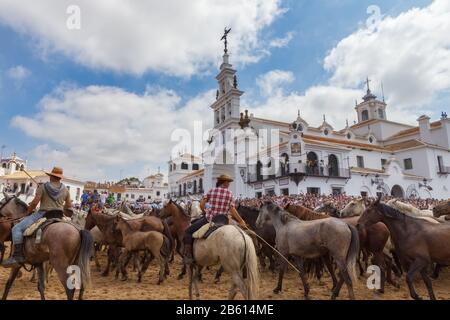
[0,191,450,300]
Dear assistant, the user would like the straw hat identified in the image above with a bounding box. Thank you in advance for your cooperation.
[217,174,233,182]
[46,167,64,179]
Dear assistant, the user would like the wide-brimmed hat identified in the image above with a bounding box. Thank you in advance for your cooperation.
[46,167,64,179]
[217,174,233,182]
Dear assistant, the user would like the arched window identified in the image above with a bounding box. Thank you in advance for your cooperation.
[361,110,369,121]
[183,183,187,196]
[15,164,20,171]
[1,163,6,168]
[173,164,177,171]
[199,178,203,193]
[378,109,384,119]
[306,152,319,175]
[178,184,182,197]
[192,163,199,170]
[181,163,188,170]
[20,164,24,171]
[193,180,197,194]
[328,154,339,177]
[280,153,290,176]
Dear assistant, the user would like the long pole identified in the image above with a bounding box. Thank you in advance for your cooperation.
[9,159,39,185]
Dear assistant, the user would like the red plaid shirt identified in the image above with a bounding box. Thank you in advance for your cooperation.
[204,187,235,221]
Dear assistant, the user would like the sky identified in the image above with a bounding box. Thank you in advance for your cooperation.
[0,0,448,182]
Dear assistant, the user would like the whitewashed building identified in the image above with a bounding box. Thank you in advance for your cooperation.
[0,153,85,204]
[168,46,450,200]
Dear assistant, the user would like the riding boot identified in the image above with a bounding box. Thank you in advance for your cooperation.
[2,244,25,268]
[183,243,194,265]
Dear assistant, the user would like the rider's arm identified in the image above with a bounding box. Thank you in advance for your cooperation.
[230,206,247,228]
[200,197,207,211]
[27,186,43,214]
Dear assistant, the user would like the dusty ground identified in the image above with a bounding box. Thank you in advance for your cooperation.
[0,246,449,300]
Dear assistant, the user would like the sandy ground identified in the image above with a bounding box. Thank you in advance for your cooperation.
[0,246,449,300]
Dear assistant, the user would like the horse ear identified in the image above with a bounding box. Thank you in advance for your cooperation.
[284,203,290,210]
[280,211,289,224]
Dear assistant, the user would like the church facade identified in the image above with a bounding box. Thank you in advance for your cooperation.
[168,49,450,200]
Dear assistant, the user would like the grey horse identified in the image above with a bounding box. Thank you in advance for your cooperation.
[256,202,359,300]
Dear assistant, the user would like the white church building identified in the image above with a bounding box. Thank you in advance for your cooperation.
[168,46,450,200]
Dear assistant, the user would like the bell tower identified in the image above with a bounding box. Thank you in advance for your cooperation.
[355,78,387,123]
[210,28,244,129]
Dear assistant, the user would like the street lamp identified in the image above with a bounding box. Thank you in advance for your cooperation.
[419,178,433,191]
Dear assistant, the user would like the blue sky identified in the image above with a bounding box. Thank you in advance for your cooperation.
[0,0,447,181]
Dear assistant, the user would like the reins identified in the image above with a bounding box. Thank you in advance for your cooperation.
[240,224,302,274]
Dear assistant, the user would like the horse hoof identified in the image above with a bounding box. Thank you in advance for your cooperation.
[101,272,109,277]
[121,277,128,282]
[177,274,184,280]
[214,279,220,284]
[273,289,281,294]
[377,289,385,294]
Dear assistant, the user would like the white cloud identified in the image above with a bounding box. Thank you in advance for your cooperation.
[256,70,294,97]
[324,0,450,117]
[7,65,31,82]
[12,85,214,180]
[0,0,285,77]
[269,31,294,48]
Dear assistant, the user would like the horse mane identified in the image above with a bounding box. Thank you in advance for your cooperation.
[14,198,29,211]
[287,204,326,221]
[172,201,190,218]
[378,203,435,224]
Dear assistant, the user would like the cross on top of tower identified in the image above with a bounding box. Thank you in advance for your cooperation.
[221,27,231,54]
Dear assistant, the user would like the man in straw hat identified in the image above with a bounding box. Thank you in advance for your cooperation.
[182,174,247,264]
[2,167,72,268]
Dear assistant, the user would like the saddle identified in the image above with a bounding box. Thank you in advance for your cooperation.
[193,215,229,240]
[23,210,80,244]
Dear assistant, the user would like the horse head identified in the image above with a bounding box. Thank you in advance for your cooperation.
[341,198,366,217]
[357,194,383,231]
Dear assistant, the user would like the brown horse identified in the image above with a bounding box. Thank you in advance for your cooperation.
[115,216,171,284]
[0,194,93,300]
[433,200,450,218]
[358,196,450,300]
[84,209,172,280]
[285,203,396,292]
[159,200,191,279]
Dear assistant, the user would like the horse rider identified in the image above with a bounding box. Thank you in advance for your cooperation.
[183,174,247,264]
[2,167,72,268]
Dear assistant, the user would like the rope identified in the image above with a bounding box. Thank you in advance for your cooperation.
[241,225,302,274]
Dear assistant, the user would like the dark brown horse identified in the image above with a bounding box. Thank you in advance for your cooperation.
[0,194,93,300]
[358,196,450,300]
[159,200,191,279]
[285,203,396,292]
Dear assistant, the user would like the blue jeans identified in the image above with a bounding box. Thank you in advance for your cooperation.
[12,211,46,244]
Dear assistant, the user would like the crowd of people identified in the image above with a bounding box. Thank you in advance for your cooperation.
[236,193,443,211]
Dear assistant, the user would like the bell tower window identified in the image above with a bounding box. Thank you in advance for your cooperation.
[361,110,369,121]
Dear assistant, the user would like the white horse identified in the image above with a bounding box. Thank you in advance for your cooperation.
[189,225,259,300]
[340,198,366,217]
[189,199,203,221]
[386,199,443,224]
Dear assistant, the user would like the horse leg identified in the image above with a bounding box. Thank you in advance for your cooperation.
[293,257,310,300]
[406,259,426,300]
[373,252,385,294]
[341,269,355,300]
[273,258,286,294]
[214,266,224,284]
[102,246,113,277]
[384,254,400,288]
[0,242,5,263]
[157,254,166,285]
[36,264,46,300]
[323,254,338,291]
[188,264,194,300]
[231,273,247,300]
[120,251,132,281]
[420,269,437,300]
[1,267,21,300]
[78,285,84,300]
[330,272,345,300]
[431,264,441,280]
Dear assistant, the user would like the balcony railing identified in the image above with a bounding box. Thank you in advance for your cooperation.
[247,164,350,183]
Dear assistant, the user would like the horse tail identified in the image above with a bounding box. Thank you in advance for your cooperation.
[77,229,94,289]
[161,219,174,254]
[160,234,171,259]
[346,224,360,282]
[242,231,259,300]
